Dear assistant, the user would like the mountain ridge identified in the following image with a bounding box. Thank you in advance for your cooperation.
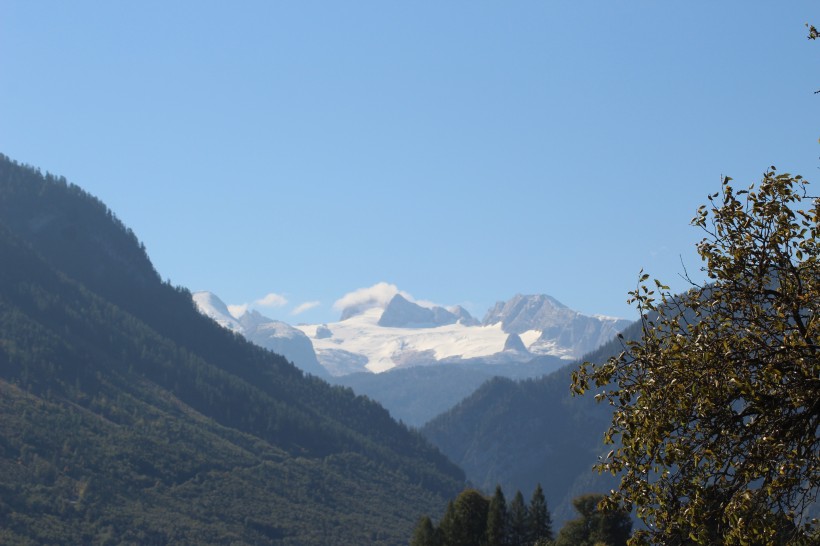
[0,154,464,544]
[193,291,328,378]
[195,287,632,377]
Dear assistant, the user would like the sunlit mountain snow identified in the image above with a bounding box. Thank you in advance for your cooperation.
[194,287,631,376]
[192,291,243,333]
[296,308,572,374]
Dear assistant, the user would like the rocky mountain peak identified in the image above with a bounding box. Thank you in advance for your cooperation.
[503,333,529,353]
[482,294,570,333]
[377,294,475,328]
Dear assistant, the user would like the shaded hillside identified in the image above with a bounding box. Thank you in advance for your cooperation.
[334,356,565,427]
[421,321,642,528]
[0,155,464,544]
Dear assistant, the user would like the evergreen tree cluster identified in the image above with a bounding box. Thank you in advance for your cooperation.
[411,484,554,546]
[412,488,633,546]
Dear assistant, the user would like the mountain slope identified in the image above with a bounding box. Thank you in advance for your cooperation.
[420,321,642,529]
[0,155,464,544]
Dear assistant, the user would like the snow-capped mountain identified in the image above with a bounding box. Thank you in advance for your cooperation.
[192,291,327,378]
[298,307,528,375]
[193,286,632,377]
[377,294,479,328]
[192,291,244,333]
[482,294,632,358]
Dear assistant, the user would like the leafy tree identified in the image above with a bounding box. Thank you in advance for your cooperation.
[484,485,508,546]
[411,515,439,546]
[529,483,553,543]
[554,494,631,546]
[572,171,819,544]
[508,490,529,546]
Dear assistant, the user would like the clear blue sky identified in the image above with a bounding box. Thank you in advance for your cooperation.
[1,2,817,324]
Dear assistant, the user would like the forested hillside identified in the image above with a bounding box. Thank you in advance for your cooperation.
[0,155,464,544]
[421,321,642,528]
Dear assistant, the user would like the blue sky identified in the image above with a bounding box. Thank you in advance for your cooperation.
[1,2,817,324]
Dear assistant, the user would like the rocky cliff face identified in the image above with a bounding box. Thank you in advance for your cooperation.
[484,294,631,357]
[377,294,477,328]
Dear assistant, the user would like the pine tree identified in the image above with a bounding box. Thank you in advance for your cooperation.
[410,515,439,546]
[438,500,457,545]
[507,490,528,546]
[528,483,553,543]
[484,485,508,546]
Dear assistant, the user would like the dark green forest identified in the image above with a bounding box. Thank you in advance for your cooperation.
[410,485,631,546]
[0,155,465,544]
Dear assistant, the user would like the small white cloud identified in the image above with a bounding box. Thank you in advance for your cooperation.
[333,282,410,312]
[292,301,321,315]
[255,292,288,308]
[227,303,249,318]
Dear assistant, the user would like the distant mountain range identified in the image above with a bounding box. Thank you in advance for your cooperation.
[193,290,631,429]
[193,290,631,378]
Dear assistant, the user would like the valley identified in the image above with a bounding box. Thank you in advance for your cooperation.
[0,153,646,542]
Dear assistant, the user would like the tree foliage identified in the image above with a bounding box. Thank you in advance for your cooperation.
[485,485,508,546]
[439,489,490,546]
[411,516,439,546]
[413,484,558,546]
[529,483,554,543]
[508,490,530,546]
[572,170,819,544]
[554,493,632,546]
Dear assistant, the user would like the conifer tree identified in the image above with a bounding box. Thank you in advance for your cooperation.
[410,515,439,546]
[484,485,508,546]
[528,483,553,543]
[438,500,457,545]
[507,490,529,546]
